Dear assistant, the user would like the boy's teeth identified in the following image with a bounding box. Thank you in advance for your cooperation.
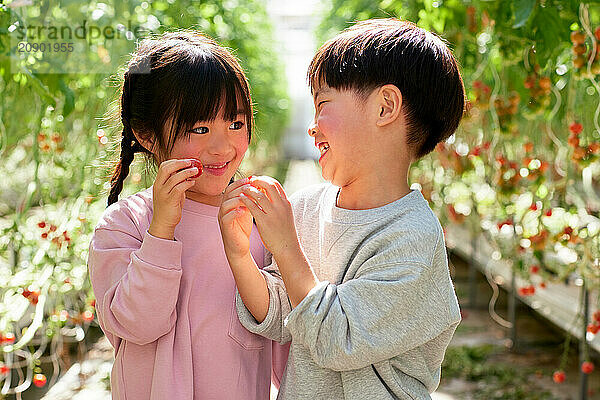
[318,143,329,155]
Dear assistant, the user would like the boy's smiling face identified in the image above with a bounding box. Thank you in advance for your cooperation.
[308,83,413,209]
[309,86,378,187]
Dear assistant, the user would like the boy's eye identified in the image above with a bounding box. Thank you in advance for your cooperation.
[317,100,328,109]
[190,126,209,135]
[230,121,244,130]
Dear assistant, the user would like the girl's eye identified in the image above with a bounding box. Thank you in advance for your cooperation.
[230,121,244,130]
[190,126,209,135]
[317,100,328,110]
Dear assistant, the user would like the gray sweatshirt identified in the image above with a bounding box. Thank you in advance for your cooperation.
[236,183,461,399]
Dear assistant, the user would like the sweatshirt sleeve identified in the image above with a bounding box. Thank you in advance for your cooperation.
[283,233,460,372]
[235,249,292,344]
[88,219,183,346]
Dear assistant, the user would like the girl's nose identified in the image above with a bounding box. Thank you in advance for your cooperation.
[307,121,318,137]
[207,130,231,155]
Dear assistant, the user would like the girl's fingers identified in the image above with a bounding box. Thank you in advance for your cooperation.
[165,167,200,193]
[169,177,196,196]
[156,159,193,185]
[220,197,247,216]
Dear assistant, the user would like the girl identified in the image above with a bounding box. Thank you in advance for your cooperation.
[87,31,288,400]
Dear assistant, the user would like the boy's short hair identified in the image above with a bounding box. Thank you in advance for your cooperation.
[308,18,465,160]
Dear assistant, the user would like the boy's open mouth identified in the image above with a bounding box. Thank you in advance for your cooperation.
[317,142,330,157]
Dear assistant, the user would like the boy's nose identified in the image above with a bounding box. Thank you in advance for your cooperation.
[307,121,317,137]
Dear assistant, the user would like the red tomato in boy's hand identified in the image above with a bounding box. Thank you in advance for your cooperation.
[189,159,203,178]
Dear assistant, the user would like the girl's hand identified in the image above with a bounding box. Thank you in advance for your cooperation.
[236,176,299,259]
[218,179,254,261]
[149,159,200,240]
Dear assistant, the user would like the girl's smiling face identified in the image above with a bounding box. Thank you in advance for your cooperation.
[167,110,249,206]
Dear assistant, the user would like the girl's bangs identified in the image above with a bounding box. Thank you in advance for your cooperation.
[161,46,252,150]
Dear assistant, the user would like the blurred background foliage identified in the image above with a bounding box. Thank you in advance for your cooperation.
[0,0,289,213]
[0,0,288,396]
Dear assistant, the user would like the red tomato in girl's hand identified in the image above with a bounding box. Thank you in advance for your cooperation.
[189,159,203,178]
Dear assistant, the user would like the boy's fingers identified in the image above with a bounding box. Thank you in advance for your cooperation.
[223,184,252,201]
[239,193,266,215]
[250,176,287,200]
[241,186,270,212]
[224,177,251,196]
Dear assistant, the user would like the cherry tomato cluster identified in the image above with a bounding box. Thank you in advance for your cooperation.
[518,285,536,296]
[523,68,551,115]
[435,142,474,175]
[527,229,549,251]
[494,155,521,196]
[21,288,40,305]
[37,221,71,247]
[493,92,520,135]
[571,29,600,77]
[556,226,582,245]
[472,80,491,110]
[552,361,595,385]
[37,132,64,153]
[587,310,600,335]
[568,122,599,166]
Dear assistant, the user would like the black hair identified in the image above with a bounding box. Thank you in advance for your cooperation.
[308,18,465,160]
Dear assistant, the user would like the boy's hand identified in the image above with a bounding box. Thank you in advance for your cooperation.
[235,176,300,259]
[218,179,254,261]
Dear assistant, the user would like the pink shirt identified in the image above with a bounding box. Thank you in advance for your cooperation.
[87,187,289,399]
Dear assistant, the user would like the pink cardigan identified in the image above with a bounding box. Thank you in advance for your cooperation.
[87,187,289,399]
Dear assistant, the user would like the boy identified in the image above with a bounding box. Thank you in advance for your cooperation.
[218,18,464,399]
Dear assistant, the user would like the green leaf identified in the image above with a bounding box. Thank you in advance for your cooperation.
[20,68,56,107]
[513,0,536,28]
[58,79,75,118]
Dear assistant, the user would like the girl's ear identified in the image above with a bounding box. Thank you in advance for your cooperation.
[375,84,403,127]
[132,129,155,153]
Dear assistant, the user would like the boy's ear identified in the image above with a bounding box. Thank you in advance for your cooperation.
[375,84,403,127]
